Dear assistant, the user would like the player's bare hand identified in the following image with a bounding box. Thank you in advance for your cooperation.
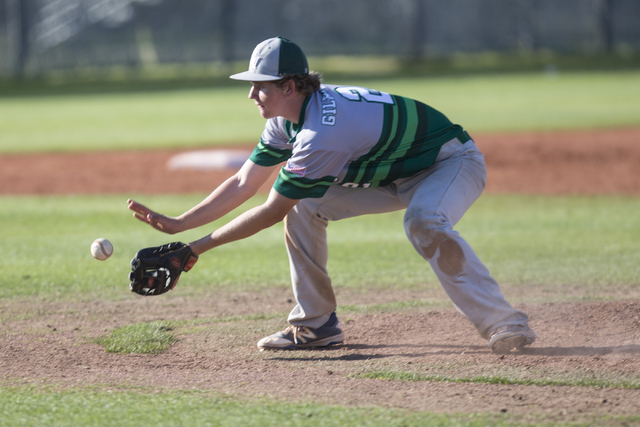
[127,199,182,235]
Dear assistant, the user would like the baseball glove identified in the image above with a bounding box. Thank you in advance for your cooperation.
[129,242,198,296]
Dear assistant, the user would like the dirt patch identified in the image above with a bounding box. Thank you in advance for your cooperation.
[1,295,639,422]
[1,127,639,195]
[1,128,640,422]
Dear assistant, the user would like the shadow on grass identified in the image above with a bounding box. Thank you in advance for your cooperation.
[262,343,488,361]
[262,342,640,361]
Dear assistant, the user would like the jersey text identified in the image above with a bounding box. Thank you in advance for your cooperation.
[320,89,337,126]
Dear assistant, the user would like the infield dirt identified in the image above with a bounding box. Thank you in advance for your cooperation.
[1,128,639,423]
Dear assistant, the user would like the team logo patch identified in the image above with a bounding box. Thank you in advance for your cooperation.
[285,164,306,177]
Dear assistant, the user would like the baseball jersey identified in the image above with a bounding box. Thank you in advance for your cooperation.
[249,84,466,199]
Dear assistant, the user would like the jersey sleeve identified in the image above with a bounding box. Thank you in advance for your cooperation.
[250,139,293,166]
[273,146,349,199]
[249,117,294,167]
[274,169,336,199]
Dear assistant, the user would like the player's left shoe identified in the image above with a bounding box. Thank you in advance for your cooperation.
[257,312,344,350]
[488,324,536,354]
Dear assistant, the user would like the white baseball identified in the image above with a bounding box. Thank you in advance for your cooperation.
[91,238,113,261]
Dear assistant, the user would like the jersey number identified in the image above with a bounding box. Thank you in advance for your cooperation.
[335,86,394,105]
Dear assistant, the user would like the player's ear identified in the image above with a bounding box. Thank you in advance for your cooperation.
[283,79,296,96]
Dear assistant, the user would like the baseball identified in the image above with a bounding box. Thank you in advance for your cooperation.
[91,238,113,261]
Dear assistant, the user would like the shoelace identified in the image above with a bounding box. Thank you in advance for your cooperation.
[283,325,314,344]
[490,325,534,343]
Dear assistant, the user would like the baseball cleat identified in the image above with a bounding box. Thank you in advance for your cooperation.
[488,325,536,354]
[257,312,344,350]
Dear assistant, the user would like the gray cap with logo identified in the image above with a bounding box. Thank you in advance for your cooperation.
[230,37,309,81]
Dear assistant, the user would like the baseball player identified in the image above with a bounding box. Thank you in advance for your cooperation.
[128,37,535,353]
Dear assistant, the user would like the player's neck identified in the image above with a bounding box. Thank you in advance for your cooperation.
[282,92,307,124]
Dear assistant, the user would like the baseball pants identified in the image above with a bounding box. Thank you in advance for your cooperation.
[283,138,529,339]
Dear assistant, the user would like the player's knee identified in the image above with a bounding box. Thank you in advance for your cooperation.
[404,210,450,259]
[404,209,448,236]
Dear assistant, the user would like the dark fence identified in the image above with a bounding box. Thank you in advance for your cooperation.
[1,0,639,77]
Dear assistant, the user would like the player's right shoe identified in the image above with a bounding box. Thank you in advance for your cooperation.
[488,324,536,354]
[257,312,344,350]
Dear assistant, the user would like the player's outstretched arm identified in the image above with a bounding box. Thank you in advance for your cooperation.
[128,199,181,234]
[188,187,299,256]
[128,160,278,235]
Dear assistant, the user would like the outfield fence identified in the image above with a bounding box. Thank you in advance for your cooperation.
[1,0,639,78]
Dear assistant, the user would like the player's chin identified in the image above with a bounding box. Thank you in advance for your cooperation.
[256,106,271,118]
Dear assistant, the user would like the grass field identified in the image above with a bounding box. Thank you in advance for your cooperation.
[1,194,638,301]
[1,68,640,426]
[1,69,639,153]
[0,387,522,427]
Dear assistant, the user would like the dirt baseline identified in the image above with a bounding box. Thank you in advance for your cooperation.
[1,127,640,195]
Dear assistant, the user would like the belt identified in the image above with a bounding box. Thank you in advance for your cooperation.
[457,130,472,144]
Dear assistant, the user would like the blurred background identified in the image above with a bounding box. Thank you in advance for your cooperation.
[1,0,639,84]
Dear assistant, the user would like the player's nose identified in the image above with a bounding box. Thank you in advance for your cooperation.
[248,85,257,99]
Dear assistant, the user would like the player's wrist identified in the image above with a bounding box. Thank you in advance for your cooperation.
[187,239,210,256]
[168,215,192,234]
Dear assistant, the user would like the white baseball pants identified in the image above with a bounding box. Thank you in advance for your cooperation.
[283,138,529,339]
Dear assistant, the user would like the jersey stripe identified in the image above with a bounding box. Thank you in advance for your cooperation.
[274,168,335,199]
[370,97,418,182]
[342,99,398,184]
[340,96,463,187]
[405,100,431,158]
[344,96,420,185]
[250,139,293,166]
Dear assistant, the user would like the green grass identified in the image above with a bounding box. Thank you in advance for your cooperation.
[362,71,640,133]
[1,70,639,153]
[0,387,560,427]
[0,193,638,301]
[327,194,640,301]
[0,194,286,300]
[95,321,177,354]
[0,386,638,427]
[0,87,264,153]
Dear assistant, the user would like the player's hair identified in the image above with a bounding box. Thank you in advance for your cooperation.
[276,71,322,96]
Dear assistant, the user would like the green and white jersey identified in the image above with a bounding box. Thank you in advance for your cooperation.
[250,84,466,199]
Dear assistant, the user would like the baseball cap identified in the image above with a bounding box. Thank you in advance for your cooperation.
[230,37,309,81]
